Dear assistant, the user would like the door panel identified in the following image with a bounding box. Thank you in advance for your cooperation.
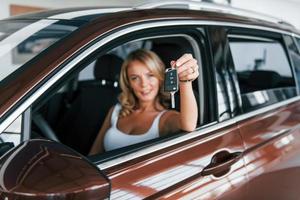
[238,101,300,200]
[103,125,247,199]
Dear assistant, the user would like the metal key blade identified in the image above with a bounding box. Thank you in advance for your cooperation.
[171,92,175,108]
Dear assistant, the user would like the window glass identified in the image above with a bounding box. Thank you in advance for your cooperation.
[1,115,22,146]
[229,35,296,112]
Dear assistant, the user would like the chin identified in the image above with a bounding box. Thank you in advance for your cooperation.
[140,97,155,102]
[137,92,155,100]
[138,95,156,103]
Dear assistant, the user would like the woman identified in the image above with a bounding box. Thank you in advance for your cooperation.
[89,49,199,155]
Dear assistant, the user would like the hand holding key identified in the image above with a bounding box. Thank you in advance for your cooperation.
[164,54,199,108]
[172,53,199,82]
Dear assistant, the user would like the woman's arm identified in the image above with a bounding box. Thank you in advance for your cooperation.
[161,54,199,134]
[177,81,198,131]
[89,107,114,155]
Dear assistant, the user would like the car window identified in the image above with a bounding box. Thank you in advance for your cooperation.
[30,30,210,156]
[229,34,297,113]
[1,115,22,147]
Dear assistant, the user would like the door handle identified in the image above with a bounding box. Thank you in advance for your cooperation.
[201,150,243,177]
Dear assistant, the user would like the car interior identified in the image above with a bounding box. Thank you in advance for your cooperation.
[31,35,204,156]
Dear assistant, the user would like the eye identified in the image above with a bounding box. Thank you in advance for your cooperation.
[147,73,155,78]
[130,76,138,81]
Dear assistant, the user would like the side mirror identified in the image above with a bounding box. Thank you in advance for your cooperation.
[0,139,110,199]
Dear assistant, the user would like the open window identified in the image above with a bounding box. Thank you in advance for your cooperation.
[29,26,212,157]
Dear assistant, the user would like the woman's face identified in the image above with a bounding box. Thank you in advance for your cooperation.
[127,60,160,104]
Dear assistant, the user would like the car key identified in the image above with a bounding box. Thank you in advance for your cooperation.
[164,68,178,108]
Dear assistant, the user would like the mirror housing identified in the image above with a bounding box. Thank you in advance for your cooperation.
[0,139,110,199]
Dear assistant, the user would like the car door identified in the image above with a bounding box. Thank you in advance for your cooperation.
[227,27,300,199]
[88,23,248,200]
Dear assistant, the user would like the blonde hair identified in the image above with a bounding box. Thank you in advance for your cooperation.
[118,49,170,117]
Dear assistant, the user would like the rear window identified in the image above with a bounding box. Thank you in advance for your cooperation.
[229,34,296,113]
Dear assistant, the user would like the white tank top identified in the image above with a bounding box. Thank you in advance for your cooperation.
[103,104,166,151]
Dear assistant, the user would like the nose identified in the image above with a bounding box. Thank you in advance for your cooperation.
[141,75,149,88]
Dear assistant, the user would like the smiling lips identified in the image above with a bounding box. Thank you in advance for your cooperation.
[141,90,152,96]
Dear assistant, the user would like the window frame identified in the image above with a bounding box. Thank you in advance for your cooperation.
[227,27,298,114]
[206,26,241,122]
[28,24,215,162]
[287,35,300,94]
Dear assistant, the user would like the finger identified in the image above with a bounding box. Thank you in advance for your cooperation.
[179,72,197,80]
[180,71,199,81]
[177,59,197,74]
[175,53,193,67]
[178,67,197,79]
[178,67,196,78]
[170,60,176,69]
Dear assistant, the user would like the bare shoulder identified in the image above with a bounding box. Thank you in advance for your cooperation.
[103,105,116,127]
[108,105,115,116]
[159,110,180,136]
[160,110,179,122]
[89,105,116,155]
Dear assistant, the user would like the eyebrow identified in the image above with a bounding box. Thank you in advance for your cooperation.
[128,69,152,76]
[128,73,138,77]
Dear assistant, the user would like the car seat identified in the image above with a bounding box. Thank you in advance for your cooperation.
[56,54,123,155]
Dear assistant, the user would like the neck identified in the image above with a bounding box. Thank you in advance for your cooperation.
[137,98,162,112]
[137,101,156,112]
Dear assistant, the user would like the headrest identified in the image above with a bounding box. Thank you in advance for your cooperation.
[248,70,281,90]
[151,43,188,68]
[94,54,123,81]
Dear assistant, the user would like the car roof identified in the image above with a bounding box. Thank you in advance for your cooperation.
[5,1,297,32]
[7,7,132,22]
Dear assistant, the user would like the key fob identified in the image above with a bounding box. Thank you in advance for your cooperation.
[164,68,178,93]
